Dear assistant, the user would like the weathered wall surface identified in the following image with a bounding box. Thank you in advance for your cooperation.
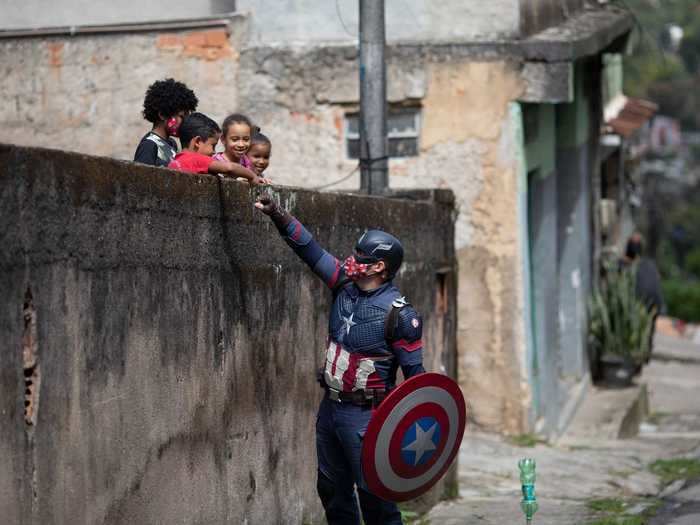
[0,144,456,524]
[237,47,532,432]
[518,0,585,37]
[0,27,535,433]
[2,0,520,42]
[0,21,248,161]
[1,0,236,30]
[236,0,520,44]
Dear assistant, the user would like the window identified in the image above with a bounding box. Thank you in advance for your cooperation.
[521,103,539,145]
[345,108,421,159]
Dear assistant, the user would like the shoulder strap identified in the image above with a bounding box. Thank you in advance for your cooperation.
[385,296,408,341]
[331,276,352,299]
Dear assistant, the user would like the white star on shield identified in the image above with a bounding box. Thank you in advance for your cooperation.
[341,313,356,335]
[402,422,438,466]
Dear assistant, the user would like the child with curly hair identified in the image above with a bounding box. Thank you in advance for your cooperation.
[134,78,198,167]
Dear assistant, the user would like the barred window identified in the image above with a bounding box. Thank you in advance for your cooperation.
[346,108,421,159]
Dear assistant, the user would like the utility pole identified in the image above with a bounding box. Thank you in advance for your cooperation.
[359,0,388,194]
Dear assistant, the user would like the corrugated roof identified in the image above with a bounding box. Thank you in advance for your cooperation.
[605,97,658,138]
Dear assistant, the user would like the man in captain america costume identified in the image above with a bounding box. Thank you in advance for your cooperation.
[255,195,425,525]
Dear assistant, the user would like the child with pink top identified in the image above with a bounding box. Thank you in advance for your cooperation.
[214,113,257,169]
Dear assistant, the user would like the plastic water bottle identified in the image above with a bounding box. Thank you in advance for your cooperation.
[519,458,538,524]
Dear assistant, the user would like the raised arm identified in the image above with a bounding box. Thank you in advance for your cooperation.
[255,195,345,289]
[211,160,270,186]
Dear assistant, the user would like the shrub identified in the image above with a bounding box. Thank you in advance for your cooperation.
[685,247,700,278]
[662,278,700,322]
[588,268,655,364]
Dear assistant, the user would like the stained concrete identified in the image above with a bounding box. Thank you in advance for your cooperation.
[0,3,633,441]
[426,333,700,524]
[0,144,456,524]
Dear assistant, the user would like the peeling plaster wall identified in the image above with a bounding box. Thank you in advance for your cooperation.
[0,144,456,524]
[0,27,535,434]
[237,50,533,432]
[0,22,248,161]
[392,61,531,433]
[0,21,608,436]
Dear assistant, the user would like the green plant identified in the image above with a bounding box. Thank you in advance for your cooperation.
[509,433,547,448]
[685,247,700,278]
[399,508,429,524]
[586,517,644,525]
[585,496,662,525]
[587,498,627,514]
[588,268,655,364]
[661,278,700,323]
[649,458,700,485]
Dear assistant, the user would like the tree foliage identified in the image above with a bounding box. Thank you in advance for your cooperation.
[621,0,700,129]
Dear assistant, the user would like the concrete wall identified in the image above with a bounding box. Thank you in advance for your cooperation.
[2,0,594,44]
[236,0,520,44]
[523,103,560,431]
[0,26,534,434]
[0,0,236,29]
[519,0,585,37]
[519,60,602,435]
[0,144,456,524]
[2,0,521,42]
[0,22,248,161]
[0,19,609,436]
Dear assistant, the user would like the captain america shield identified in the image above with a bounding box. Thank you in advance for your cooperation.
[361,373,467,502]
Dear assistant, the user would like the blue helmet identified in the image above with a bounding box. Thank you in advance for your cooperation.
[354,229,404,278]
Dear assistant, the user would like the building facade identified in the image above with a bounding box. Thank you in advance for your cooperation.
[0,0,634,436]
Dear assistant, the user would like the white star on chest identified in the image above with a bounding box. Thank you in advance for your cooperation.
[402,422,438,466]
[341,313,356,335]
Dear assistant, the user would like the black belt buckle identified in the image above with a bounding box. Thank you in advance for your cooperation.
[329,388,340,402]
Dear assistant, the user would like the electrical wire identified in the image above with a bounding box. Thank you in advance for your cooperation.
[335,0,357,39]
[311,163,360,190]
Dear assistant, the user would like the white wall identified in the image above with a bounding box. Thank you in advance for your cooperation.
[0,0,235,29]
[236,0,520,45]
[1,0,520,42]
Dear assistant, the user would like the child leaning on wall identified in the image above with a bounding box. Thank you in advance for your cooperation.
[213,113,257,170]
[168,112,270,186]
[248,132,272,178]
[133,78,198,167]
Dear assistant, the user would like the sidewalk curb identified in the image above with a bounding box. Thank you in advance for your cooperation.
[652,352,700,365]
[559,381,649,442]
[618,382,649,439]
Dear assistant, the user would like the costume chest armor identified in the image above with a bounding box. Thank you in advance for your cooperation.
[328,283,397,353]
[322,283,399,394]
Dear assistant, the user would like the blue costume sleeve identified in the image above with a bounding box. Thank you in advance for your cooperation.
[390,305,425,377]
[278,215,345,289]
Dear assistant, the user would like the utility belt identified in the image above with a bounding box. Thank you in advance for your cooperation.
[316,367,387,407]
[325,385,388,407]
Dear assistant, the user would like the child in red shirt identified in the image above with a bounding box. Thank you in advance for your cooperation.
[169,113,270,186]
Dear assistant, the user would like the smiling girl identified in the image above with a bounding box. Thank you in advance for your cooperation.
[213,113,257,170]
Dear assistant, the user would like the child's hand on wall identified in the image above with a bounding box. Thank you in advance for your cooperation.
[249,176,271,187]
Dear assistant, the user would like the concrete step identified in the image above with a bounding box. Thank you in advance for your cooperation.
[559,381,649,442]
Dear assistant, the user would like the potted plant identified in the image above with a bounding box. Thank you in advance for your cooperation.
[588,267,655,387]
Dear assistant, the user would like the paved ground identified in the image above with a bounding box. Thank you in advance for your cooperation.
[424,331,700,524]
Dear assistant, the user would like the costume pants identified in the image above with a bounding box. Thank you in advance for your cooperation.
[316,396,403,525]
